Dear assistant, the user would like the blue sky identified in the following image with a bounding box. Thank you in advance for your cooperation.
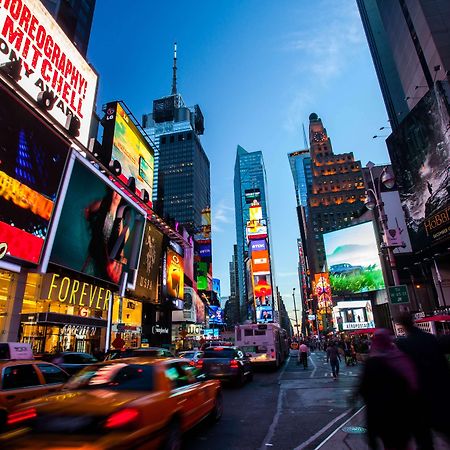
[87,0,391,316]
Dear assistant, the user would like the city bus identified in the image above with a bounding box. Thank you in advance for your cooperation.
[235,323,289,369]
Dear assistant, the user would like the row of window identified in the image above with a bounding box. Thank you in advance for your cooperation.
[160,132,193,144]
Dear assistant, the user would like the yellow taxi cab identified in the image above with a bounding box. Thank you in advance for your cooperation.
[1,357,222,449]
[0,343,70,429]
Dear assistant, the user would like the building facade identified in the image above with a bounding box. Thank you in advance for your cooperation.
[41,0,96,56]
[234,146,271,321]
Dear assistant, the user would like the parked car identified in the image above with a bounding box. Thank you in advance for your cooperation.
[3,357,222,449]
[0,357,69,429]
[51,352,98,375]
[196,346,253,386]
[104,347,174,361]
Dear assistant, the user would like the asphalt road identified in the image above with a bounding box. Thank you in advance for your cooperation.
[184,351,362,450]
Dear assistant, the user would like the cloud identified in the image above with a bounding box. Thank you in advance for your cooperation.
[213,199,234,233]
[277,271,298,278]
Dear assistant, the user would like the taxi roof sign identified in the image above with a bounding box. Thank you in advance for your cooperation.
[0,343,33,360]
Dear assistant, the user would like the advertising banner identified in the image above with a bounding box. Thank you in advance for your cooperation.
[253,274,272,307]
[0,86,69,264]
[251,250,270,275]
[196,261,208,291]
[208,305,224,325]
[0,0,97,146]
[323,221,385,295]
[386,81,450,251]
[313,273,332,309]
[102,102,154,198]
[249,202,263,221]
[246,221,267,241]
[333,300,375,331]
[249,239,267,252]
[194,289,205,324]
[134,222,163,302]
[165,248,184,300]
[198,242,212,259]
[50,158,145,284]
[256,305,273,323]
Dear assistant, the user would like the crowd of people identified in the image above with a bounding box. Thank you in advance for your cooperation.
[294,314,450,449]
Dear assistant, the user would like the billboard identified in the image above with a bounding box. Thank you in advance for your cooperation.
[0,86,69,264]
[212,278,220,297]
[253,274,272,306]
[313,273,332,309]
[50,158,145,284]
[251,250,270,275]
[0,0,97,146]
[196,261,208,291]
[102,102,154,199]
[256,305,273,323]
[387,81,450,251]
[165,248,184,300]
[246,221,267,240]
[333,300,375,331]
[323,221,385,295]
[249,239,267,252]
[249,202,263,221]
[208,305,224,325]
[198,242,212,259]
[134,222,163,302]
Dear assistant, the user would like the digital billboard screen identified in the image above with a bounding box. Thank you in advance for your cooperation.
[196,261,208,291]
[134,222,163,302]
[256,305,273,323]
[386,80,450,251]
[208,305,224,325]
[165,248,184,300]
[251,250,270,275]
[0,86,69,264]
[0,0,98,146]
[323,222,385,295]
[103,102,154,199]
[253,274,272,306]
[50,159,145,284]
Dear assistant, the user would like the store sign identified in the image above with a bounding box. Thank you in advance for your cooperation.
[0,0,98,146]
[152,324,169,335]
[61,324,97,337]
[343,322,373,330]
[0,242,7,259]
[41,273,112,311]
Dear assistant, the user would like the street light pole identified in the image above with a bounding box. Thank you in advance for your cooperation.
[292,288,300,339]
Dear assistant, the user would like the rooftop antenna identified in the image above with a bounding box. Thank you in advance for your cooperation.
[171,42,177,95]
[302,123,309,149]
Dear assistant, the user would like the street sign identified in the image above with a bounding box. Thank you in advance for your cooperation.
[388,285,410,304]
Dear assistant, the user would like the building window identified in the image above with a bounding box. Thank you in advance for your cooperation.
[161,136,166,144]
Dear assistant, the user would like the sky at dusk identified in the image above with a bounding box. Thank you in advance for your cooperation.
[87,0,391,317]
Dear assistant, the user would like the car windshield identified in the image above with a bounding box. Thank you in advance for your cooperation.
[65,363,154,391]
[203,348,236,358]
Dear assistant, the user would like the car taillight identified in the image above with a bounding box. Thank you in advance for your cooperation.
[230,360,239,369]
[196,359,204,369]
[104,408,140,429]
[7,408,37,426]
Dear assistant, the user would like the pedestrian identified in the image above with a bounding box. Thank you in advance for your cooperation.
[358,329,418,450]
[396,313,450,448]
[326,341,340,379]
[298,341,309,369]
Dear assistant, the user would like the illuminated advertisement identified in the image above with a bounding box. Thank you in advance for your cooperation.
[314,273,332,309]
[134,222,163,302]
[0,0,97,146]
[250,239,267,252]
[208,305,224,325]
[194,289,206,324]
[50,158,145,284]
[182,231,194,285]
[251,250,270,275]
[198,243,212,259]
[0,86,69,264]
[249,202,263,221]
[196,261,208,291]
[102,102,154,198]
[323,222,385,295]
[212,278,221,297]
[246,221,268,240]
[256,305,273,323]
[333,300,375,331]
[165,248,184,300]
[386,81,450,251]
[253,274,272,307]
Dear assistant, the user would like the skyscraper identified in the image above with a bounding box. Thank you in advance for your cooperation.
[40,0,96,56]
[357,0,450,121]
[225,244,240,325]
[142,45,210,234]
[234,145,271,321]
[306,113,366,274]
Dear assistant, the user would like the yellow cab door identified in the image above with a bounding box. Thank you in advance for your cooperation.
[0,363,47,410]
[165,362,204,431]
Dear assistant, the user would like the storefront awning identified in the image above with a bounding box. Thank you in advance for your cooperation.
[21,312,107,328]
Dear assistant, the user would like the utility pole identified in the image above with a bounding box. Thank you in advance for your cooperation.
[292,288,300,339]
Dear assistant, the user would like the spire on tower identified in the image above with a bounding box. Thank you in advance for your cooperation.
[171,42,177,95]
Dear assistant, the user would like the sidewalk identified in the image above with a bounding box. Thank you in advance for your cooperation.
[315,406,449,450]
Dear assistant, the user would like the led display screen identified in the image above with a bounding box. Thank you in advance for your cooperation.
[0,86,69,264]
[134,222,163,302]
[50,159,145,284]
[256,305,273,323]
[251,250,270,275]
[323,221,385,295]
[208,305,224,325]
[103,102,154,199]
[165,248,184,300]
[196,261,208,291]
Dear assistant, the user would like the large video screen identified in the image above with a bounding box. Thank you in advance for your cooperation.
[323,222,385,295]
[165,248,184,300]
[103,102,154,198]
[386,81,450,251]
[50,159,145,284]
[208,305,224,325]
[0,86,69,264]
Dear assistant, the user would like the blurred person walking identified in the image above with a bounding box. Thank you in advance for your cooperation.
[326,341,341,379]
[298,342,309,369]
[358,329,418,450]
[396,314,450,448]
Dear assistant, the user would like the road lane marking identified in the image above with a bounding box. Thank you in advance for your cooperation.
[309,354,317,378]
[313,406,366,449]
[293,409,352,450]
